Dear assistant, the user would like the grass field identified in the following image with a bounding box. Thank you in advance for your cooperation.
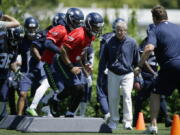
[0,124,170,135]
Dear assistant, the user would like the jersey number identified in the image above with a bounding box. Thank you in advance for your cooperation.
[0,53,13,69]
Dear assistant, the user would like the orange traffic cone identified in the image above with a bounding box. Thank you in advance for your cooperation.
[135,112,146,130]
[170,114,180,135]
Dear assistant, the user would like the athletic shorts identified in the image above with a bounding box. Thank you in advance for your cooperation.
[19,69,45,92]
[152,68,180,96]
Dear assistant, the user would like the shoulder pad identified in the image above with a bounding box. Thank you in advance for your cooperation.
[36,30,46,40]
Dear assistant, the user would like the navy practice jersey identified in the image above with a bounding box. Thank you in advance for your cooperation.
[29,30,46,70]
[0,32,18,79]
[18,36,33,73]
[18,31,46,73]
[147,21,180,69]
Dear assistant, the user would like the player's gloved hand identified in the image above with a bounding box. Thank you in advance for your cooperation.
[87,75,92,87]
[134,66,142,76]
[14,69,23,81]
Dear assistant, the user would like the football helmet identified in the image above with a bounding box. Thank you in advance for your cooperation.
[112,18,125,32]
[7,26,24,46]
[65,8,84,31]
[52,13,65,26]
[24,17,39,38]
[85,12,104,37]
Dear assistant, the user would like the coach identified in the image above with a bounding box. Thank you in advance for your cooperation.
[100,20,139,129]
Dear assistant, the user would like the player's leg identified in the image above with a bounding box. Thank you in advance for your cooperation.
[133,79,152,126]
[160,95,172,127]
[96,75,110,120]
[65,84,84,117]
[17,74,32,115]
[26,78,50,116]
[0,79,9,120]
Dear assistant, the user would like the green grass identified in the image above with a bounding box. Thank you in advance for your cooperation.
[0,124,170,135]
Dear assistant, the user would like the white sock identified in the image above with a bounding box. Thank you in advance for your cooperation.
[74,104,79,116]
[79,102,87,117]
[30,78,50,109]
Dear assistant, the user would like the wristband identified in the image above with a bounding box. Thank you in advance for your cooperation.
[67,63,74,70]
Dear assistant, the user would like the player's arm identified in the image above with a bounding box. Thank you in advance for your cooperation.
[31,44,42,61]
[84,47,94,74]
[60,45,81,75]
[60,45,71,64]
[11,62,18,72]
[144,61,158,77]
[134,44,154,76]
[10,58,22,72]
[138,44,155,68]
[1,14,20,28]
[44,39,61,54]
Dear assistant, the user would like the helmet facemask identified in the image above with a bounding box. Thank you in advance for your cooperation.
[25,27,37,39]
[88,22,104,37]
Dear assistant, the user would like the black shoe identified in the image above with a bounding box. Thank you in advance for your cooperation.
[65,114,74,117]
[165,119,172,127]
[48,97,61,117]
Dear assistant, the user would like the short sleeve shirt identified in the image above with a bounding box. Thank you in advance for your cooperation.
[147,21,180,68]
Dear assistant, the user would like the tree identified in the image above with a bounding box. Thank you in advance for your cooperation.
[128,9,138,38]
[1,0,32,23]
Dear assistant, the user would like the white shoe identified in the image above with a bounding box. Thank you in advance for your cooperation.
[143,125,158,134]
[104,113,110,123]
[107,120,117,129]
[124,123,133,130]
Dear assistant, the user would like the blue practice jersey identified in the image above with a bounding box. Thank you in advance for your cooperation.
[18,36,33,73]
[147,21,180,69]
[0,32,18,79]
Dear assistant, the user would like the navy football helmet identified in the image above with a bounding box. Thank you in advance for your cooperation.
[85,12,104,37]
[24,17,39,38]
[65,8,84,31]
[112,18,125,32]
[7,26,24,46]
[52,13,65,26]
